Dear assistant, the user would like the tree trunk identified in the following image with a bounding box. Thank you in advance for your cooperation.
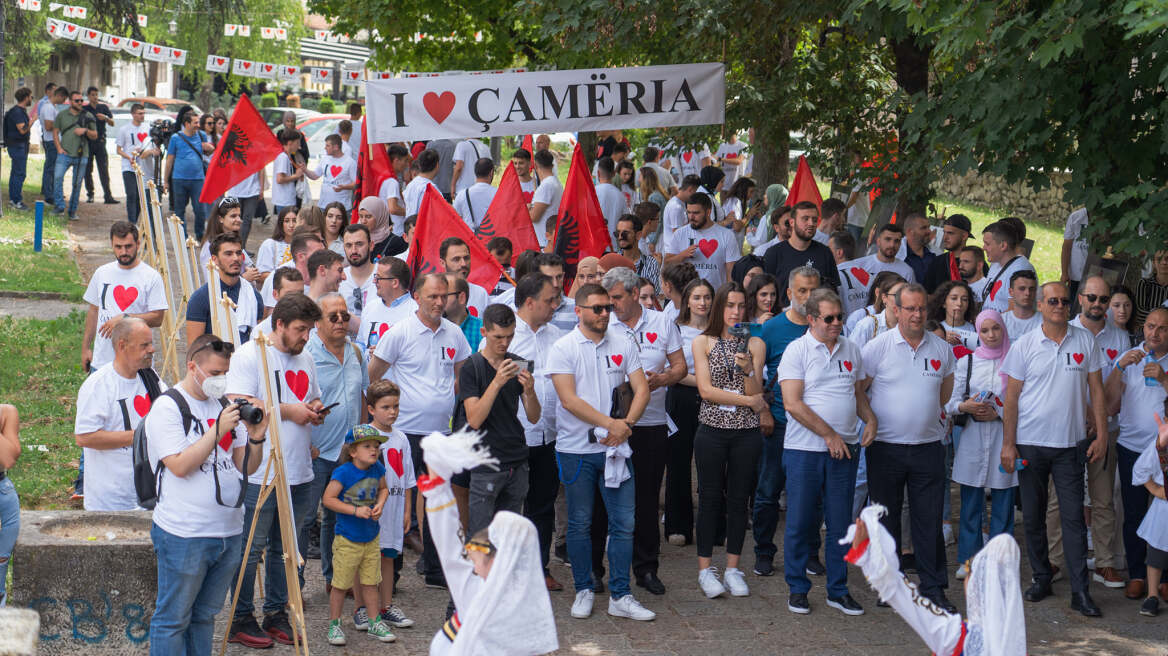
[144,61,158,97]
[892,37,932,214]
[751,125,790,193]
[578,131,598,171]
[197,77,213,113]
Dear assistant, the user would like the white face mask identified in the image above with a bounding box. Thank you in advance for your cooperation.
[197,364,227,399]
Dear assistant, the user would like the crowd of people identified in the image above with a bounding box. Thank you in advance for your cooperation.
[4,111,1168,654]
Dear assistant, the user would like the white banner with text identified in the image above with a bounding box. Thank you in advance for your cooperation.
[364,62,725,143]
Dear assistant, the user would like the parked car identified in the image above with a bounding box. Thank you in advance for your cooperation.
[116,97,203,116]
[259,107,321,132]
[296,114,348,157]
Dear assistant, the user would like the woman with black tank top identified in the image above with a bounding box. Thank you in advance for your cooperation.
[691,282,767,599]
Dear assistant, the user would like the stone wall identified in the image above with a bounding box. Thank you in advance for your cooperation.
[932,170,1078,224]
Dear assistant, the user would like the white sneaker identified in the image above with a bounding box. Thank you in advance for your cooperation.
[942,522,955,546]
[571,589,594,619]
[723,567,750,597]
[955,563,968,580]
[608,594,656,621]
[699,567,727,598]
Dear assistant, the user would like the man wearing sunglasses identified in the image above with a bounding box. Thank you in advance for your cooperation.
[51,89,98,220]
[779,289,877,617]
[1001,281,1109,617]
[1053,276,1132,589]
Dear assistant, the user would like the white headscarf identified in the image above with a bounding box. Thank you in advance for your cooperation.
[964,534,1026,656]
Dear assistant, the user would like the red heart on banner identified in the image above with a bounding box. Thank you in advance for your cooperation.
[682,152,693,163]
[843,360,853,372]
[348,72,359,80]
[264,65,273,72]
[151,46,161,54]
[110,37,120,45]
[86,30,96,38]
[697,239,719,258]
[215,57,225,66]
[611,354,623,366]
[378,323,390,337]
[445,347,456,359]
[320,70,329,78]
[112,285,138,310]
[130,40,140,48]
[1106,348,1118,360]
[133,394,151,417]
[329,165,342,177]
[468,306,479,317]
[136,132,147,142]
[287,67,297,74]
[49,24,57,34]
[1072,352,1084,364]
[423,91,456,124]
[284,370,309,401]
[930,359,941,371]
[384,448,404,477]
[850,267,870,286]
[66,24,76,33]
[645,332,658,344]
[242,61,252,70]
[172,49,181,58]
[989,280,1003,301]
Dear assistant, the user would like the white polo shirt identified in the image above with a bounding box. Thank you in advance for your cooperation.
[372,311,470,434]
[862,328,955,445]
[225,339,320,486]
[664,223,741,289]
[547,327,643,454]
[1116,344,1168,452]
[501,316,565,446]
[981,256,1035,313]
[606,308,682,427]
[778,333,863,452]
[1000,324,1103,448]
[1003,310,1042,342]
[356,293,418,352]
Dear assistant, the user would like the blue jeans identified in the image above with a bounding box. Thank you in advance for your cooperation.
[783,447,860,597]
[303,458,339,583]
[957,484,1015,564]
[752,424,786,561]
[7,144,28,203]
[232,480,314,618]
[149,524,242,656]
[53,152,88,216]
[171,177,208,239]
[558,451,635,598]
[40,142,56,199]
[0,477,19,604]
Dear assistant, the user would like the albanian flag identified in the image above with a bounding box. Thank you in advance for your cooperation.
[553,144,610,291]
[355,117,394,214]
[199,95,282,203]
[788,154,822,214]
[520,134,533,154]
[408,184,505,293]
[476,162,540,265]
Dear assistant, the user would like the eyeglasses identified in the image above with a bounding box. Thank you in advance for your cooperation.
[1081,293,1110,304]
[613,230,635,239]
[818,313,845,324]
[218,196,240,208]
[1045,297,1072,307]
[71,98,83,103]
[190,338,235,359]
[327,312,351,324]
[581,303,614,314]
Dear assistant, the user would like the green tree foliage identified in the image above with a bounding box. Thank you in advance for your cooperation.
[850,0,1168,255]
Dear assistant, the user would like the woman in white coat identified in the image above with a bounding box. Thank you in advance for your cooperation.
[946,309,1018,579]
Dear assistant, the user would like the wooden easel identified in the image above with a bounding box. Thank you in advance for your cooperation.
[132,164,158,271]
[207,259,225,340]
[142,178,181,383]
[168,214,196,304]
[219,293,241,348]
[187,236,204,288]
[219,330,309,656]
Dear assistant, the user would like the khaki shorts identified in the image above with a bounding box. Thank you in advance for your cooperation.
[331,535,382,590]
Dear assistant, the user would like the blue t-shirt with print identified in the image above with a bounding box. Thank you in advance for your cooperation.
[168,131,208,180]
[331,461,385,543]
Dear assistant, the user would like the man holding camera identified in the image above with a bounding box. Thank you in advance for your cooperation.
[457,304,541,534]
[144,334,268,656]
[225,293,325,648]
[52,88,98,221]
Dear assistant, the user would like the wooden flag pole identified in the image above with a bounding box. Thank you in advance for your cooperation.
[219,292,241,348]
[186,237,204,288]
[131,164,158,269]
[143,180,181,383]
[218,331,309,656]
[207,259,224,339]
[168,214,195,301]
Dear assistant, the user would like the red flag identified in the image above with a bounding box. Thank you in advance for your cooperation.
[553,144,610,291]
[408,185,505,293]
[520,134,533,154]
[199,95,283,203]
[788,155,822,213]
[356,117,394,204]
[476,162,540,264]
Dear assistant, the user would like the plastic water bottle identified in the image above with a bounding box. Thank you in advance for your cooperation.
[999,459,1028,473]
[1145,354,1159,387]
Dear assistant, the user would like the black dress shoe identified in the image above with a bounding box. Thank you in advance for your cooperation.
[636,572,666,595]
[928,593,958,615]
[1070,591,1102,617]
[1024,581,1053,603]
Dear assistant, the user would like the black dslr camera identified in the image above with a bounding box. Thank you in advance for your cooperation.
[232,398,264,424]
[148,118,175,147]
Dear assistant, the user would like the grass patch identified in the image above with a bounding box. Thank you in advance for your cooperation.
[0,204,70,242]
[0,243,84,301]
[0,152,46,201]
[1,310,88,509]
[932,196,1063,284]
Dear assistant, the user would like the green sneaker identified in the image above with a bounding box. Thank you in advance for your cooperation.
[367,616,397,643]
[327,619,346,646]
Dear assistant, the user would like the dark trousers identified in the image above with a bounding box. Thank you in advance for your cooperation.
[866,441,948,598]
[7,144,27,204]
[40,142,56,199]
[694,425,763,558]
[1118,444,1152,580]
[752,424,786,561]
[524,442,558,574]
[238,195,260,249]
[664,385,699,541]
[405,433,443,580]
[1016,442,1090,594]
[122,170,141,224]
[84,144,113,200]
[630,424,668,577]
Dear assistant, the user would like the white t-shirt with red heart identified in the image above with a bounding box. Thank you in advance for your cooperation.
[663,222,741,289]
[315,154,356,209]
[836,254,916,318]
[74,363,168,511]
[355,293,418,354]
[714,141,744,186]
[982,255,1035,313]
[83,260,169,370]
[377,427,416,551]
[226,339,321,486]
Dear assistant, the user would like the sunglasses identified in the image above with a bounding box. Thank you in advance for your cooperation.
[581,303,614,314]
[461,539,496,560]
[613,230,635,239]
[818,313,845,324]
[1045,297,1072,307]
[190,338,235,359]
[327,312,351,324]
[1081,293,1110,304]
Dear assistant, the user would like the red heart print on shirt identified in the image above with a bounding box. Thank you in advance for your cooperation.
[423,91,456,124]
[285,370,309,401]
[468,306,479,317]
[385,448,404,477]
[1072,352,1084,365]
[1106,348,1118,360]
[989,280,1003,301]
[843,360,853,372]
[995,397,1004,407]
[378,323,391,337]
[446,347,456,359]
[930,359,941,371]
[136,132,148,143]
[682,152,694,163]
[133,394,151,417]
[645,332,658,344]
[611,354,623,366]
[112,285,139,311]
[329,165,343,178]
[850,267,870,286]
[697,239,719,258]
